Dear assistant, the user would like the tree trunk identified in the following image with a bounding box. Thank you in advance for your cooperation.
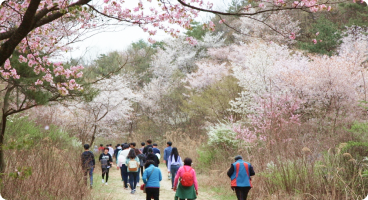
[0,86,13,173]
[89,124,97,147]
[0,113,7,173]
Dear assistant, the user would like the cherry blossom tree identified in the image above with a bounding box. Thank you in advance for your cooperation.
[232,11,301,45]
[138,32,227,128]
[282,30,368,124]
[72,74,142,145]
[185,62,229,90]
[151,32,225,79]
[236,93,301,145]
[221,41,308,114]
[0,54,84,172]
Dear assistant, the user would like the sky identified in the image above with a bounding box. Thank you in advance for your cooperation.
[64,0,230,62]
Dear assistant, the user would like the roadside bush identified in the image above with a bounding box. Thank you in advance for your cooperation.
[1,116,90,200]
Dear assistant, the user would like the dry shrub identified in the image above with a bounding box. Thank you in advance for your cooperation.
[196,117,368,199]
[162,130,206,165]
[1,139,91,200]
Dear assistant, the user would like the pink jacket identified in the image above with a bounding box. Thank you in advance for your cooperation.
[173,165,198,191]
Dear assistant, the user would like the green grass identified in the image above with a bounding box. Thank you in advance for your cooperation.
[202,186,237,200]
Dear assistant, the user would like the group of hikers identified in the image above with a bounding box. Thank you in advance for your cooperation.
[81,139,255,200]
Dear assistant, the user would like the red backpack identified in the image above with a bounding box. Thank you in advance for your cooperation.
[180,166,194,187]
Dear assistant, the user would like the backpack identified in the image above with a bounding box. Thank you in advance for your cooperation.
[180,166,194,187]
[128,159,138,171]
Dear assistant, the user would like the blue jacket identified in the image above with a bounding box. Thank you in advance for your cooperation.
[228,159,254,187]
[143,164,162,188]
[163,146,172,161]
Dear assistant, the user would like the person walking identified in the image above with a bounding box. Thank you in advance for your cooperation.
[99,147,113,185]
[117,144,130,189]
[163,141,173,179]
[126,149,140,194]
[130,142,137,149]
[173,157,198,200]
[152,143,160,154]
[135,148,145,186]
[168,147,182,189]
[108,144,114,158]
[81,144,95,189]
[142,139,153,155]
[98,144,104,154]
[142,160,162,200]
[227,155,255,200]
[139,142,145,153]
[114,144,122,161]
[137,147,146,178]
[152,143,161,160]
[146,147,160,167]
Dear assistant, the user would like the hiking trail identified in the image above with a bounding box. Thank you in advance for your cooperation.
[92,163,215,200]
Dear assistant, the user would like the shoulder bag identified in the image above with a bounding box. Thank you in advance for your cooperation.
[141,167,155,193]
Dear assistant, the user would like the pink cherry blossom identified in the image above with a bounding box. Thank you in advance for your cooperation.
[186,37,198,45]
[35,79,43,85]
[148,30,157,36]
[148,38,156,44]
[292,1,300,7]
[289,32,296,40]
[209,21,215,31]
[4,59,11,70]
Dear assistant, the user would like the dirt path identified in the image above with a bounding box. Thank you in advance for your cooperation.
[92,163,214,200]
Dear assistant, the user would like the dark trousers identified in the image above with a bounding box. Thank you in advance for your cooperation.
[234,187,251,200]
[83,167,93,186]
[120,165,129,188]
[128,171,139,190]
[102,168,109,182]
[140,166,144,177]
[146,187,159,200]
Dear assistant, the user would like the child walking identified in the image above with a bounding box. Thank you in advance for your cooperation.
[99,147,113,185]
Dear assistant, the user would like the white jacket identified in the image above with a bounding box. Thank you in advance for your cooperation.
[108,147,114,157]
[117,149,130,167]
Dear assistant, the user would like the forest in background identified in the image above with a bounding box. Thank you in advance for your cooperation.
[3,0,368,199]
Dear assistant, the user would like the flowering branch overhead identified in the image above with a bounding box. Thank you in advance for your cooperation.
[0,0,344,98]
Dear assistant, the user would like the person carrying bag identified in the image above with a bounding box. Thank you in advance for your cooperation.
[142,160,162,200]
[140,165,154,193]
[173,158,198,200]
